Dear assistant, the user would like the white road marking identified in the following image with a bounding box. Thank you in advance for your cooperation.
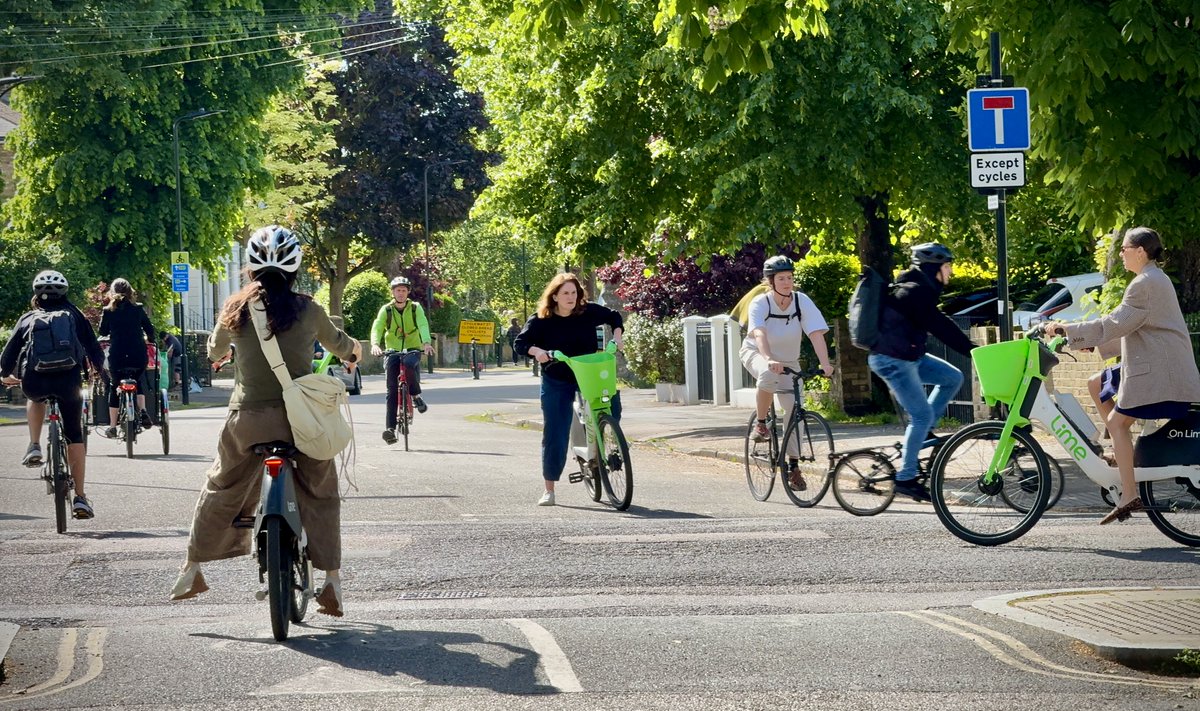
[504,618,583,693]
[560,530,830,544]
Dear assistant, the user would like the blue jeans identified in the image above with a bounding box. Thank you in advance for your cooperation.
[868,353,963,481]
[541,376,622,482]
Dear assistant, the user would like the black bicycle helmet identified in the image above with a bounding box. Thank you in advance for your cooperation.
[910,242,954,266]
[32,270,69,300]
[762,255,795,278]
[389,276,412,288]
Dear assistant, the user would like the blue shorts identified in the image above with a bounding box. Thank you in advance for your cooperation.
[1115,400,1191,420]
[1098,365,1120,403]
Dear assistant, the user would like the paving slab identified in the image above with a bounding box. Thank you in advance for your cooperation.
[975,587,1200,664]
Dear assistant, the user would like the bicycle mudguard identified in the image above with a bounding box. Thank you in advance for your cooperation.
[256,463,304,540]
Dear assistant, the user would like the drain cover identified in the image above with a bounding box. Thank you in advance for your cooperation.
[1012,590,1200,641]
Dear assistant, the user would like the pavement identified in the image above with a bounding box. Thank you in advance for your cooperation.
[1,370,1196,673]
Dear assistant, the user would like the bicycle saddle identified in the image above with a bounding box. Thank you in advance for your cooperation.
[252,441,298,457]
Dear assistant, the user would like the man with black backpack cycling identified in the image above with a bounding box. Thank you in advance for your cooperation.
[370,276,434,445]
[0,271,107,518]
[868,243,975,502]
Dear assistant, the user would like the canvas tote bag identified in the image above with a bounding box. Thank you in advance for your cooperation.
[249,302,353,460]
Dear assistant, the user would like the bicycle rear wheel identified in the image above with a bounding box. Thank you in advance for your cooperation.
[832,451,896,516]
[1141,478,1200,547]
[597,414,633,510]
[290,551,313,622]
[744,411,776,501]
[930,421,1051,546]
[579,456,603,501]
[1001,447,1064,513]
[780,411,834,508]
[124,397,136,459]
[265,517,293,641]
[160,391,171,456]
[49,421,68,534]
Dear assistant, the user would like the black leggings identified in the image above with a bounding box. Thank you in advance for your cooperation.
[107,367,147,408]
[385,351,422,429]
[22,374,84,445]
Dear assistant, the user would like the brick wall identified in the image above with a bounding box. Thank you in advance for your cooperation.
[832,319,874,414]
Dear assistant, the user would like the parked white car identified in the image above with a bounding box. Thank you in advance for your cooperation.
[1013,272,1105,329]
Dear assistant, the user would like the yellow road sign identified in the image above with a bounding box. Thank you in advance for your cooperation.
[171,251,189,265]
[458,320,496,344]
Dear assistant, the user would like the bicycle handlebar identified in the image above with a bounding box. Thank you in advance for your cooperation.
[1023,324,1069,354]
[381,348,424,357]
[781,367,829,380]
[550,341,618,363]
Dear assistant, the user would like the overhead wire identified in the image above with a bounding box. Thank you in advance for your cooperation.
[0,15,398,48]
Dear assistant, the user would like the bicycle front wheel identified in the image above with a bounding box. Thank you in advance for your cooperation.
[398,383,410,452]
[832,451,896,516]
[265,518,293,641]
[160,393,171,456]
[1141,478,1200,547]
[930,421,1051,546]
[597,414,633,511]
[780,411,834,508]
[744,412,776,501]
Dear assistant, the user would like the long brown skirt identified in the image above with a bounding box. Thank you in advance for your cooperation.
[185,406,342,570]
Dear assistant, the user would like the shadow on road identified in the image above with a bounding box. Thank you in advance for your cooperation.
[192,622,557,694]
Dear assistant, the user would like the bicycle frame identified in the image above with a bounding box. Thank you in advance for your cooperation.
[979,333,1200,501]
[768,368,824,470]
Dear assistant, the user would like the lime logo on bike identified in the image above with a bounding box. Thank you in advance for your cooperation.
[1050,414,1088,461]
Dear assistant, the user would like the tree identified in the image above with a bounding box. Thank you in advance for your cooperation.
[448,0,981,278]
[0,1,368,316]
[322,1,495,305]
[946,1,1200,310]
[439,218,561,320]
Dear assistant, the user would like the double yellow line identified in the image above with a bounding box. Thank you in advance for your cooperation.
[900,610,1199,692]
[0,627,108,704]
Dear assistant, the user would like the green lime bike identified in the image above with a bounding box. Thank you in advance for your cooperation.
[929,325,1200,546]
[553,342,633,510]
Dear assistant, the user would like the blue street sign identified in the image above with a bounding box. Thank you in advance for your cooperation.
[171,263,189,276]
[967,87,1031,152]
[172,274,189,293]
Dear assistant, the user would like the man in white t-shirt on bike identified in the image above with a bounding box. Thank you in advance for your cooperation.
[739,256,835,490]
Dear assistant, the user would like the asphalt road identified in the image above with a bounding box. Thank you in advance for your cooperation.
[0,368,1196,709]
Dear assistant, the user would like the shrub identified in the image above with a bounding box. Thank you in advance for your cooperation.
[429,292,462,336]
[793,253,860,321]
[622,313,685,384]
[341,271,390,339]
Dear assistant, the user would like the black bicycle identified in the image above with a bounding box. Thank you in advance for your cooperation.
[831,436,948,516]
[241,441,314,641]
[382,349,422,452]
[743,367,836,508]
[40,397,73,534]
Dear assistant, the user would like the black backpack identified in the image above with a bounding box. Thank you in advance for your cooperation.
[19,309,85,377]
[848,267,887,351]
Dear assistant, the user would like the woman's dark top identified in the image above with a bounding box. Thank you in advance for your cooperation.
[0,299,105,380]
[99,300,155,371]
[514,303,623,385]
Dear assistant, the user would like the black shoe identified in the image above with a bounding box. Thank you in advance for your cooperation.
[382,429,397,445]
[22,442,43,468]
[894,478,932,502]
[414,396,428,414]
[72,495,94,519]
[104,426,118,439]
[139,409,153,429]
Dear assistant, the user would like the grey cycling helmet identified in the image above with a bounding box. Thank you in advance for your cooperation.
[246,225,302,274]
[32,270,69,299]
[762,255,795,278]
[910,242,954,266]
[389,276,412,288]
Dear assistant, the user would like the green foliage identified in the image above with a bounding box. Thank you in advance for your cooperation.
[341,271,389,340]
[0,233,105,328]
[793,253,859,321]
[0,2,370,316]
[622,313,685,384]
[440,218,561,319]
[429,292,462,335]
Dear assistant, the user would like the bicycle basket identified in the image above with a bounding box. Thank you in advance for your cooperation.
[972,339,1030,405]
[562,350,618,406]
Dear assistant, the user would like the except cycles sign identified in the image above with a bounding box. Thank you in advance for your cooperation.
[970,151,1025,189]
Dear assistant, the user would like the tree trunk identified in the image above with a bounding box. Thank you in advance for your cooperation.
[1172,238,1200,314]
[855,192,893,277]
[328,244,349,318]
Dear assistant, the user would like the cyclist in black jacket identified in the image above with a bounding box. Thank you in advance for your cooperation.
[99,278,156,435]
[869,243,975,502]
[514,273,623,507]
[0,271,107,518]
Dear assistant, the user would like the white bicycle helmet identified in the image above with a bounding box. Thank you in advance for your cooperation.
[246,225,302,274]
[32,270,69,299]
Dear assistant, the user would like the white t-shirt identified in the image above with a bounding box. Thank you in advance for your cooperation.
[742,291,828,362]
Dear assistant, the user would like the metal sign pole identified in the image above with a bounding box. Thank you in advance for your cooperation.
[989,32,1012,342]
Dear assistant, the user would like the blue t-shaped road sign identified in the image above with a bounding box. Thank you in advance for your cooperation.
[967,87,1030,152]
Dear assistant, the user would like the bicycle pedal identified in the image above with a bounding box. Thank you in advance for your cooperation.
[568,471,584,483]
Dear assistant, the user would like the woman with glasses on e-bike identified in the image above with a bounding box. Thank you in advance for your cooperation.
[170,226,362,617]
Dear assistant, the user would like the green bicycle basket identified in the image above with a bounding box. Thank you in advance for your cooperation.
[972,339,1030,405]
[562,350,618,406]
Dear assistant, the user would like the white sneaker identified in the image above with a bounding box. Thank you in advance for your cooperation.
[537,491,556,506]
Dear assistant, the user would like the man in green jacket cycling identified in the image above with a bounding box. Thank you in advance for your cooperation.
[370,276,434,444]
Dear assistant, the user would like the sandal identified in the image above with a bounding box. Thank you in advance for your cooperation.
[170,563,208,601]
[316,579,344,617]
[1099,497,1143,525]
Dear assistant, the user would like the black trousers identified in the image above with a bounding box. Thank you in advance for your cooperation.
[385,351,423,429]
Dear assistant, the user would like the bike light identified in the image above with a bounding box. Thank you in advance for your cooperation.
[265,457,285,478]
[119,383,137,392]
